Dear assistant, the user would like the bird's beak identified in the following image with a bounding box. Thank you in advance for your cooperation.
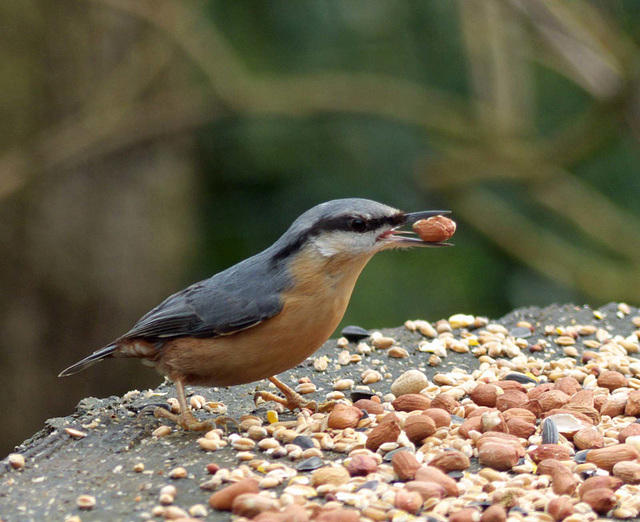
[403,210,451,226]
[378,210,453,248]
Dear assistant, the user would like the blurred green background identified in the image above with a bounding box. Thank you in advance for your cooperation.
[2,0,640,455]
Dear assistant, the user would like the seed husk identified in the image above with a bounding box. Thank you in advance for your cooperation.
[541,418,559,444]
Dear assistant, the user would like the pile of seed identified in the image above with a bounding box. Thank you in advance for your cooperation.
[9,304,640,521]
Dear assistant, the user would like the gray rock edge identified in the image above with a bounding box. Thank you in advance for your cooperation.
[1,303,637,521]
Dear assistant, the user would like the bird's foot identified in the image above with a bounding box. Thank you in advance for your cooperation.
[316,400,337,413]
[212,416,241,433]
[253,376,320,412]
[153,407,215,432]
[254,390,318,412]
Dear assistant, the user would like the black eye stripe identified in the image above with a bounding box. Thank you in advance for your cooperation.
[272,210,406,263]
[309,213,405,235]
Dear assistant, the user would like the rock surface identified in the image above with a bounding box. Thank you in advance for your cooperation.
[2,303,640,521]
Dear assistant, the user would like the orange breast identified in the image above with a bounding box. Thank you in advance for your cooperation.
[157,248,373,386]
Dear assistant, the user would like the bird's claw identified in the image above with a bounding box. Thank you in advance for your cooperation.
[254,390,318,412]
[152,406,215,432]
[317,400,337,413]
[213,416,241,433]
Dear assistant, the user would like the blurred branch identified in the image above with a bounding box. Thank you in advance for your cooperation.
[529,167,640,262]
[417,0,640,304]
[3,0,631,206]
[74,89,216,166]
[423,155,640,263]
[511,0,632,100]
[94,0,479,137]
[458,0,534,135]
[537,103,620,166]
[0,92,214,201]
[448,186,640,303]
[0,0,483,202]
[2,0,638,312]
[0,33,175,199]
[623,81,640,146]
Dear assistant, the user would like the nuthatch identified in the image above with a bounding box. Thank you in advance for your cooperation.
[60,199,451,431]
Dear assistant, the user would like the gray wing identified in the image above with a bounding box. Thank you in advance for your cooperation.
[58,251,289,377]
[119,256,287,341]
[59,281,281,377]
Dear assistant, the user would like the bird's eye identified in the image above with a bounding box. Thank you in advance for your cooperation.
[349,217,367,233]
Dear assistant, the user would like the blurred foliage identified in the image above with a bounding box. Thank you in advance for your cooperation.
[190,0,640,319]
[2,0,640,454]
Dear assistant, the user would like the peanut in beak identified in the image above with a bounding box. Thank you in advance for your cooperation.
[412,215,457,243]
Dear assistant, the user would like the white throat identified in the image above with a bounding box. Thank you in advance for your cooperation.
[311,230,384,258]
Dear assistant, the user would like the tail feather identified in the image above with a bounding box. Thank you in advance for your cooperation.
[58,344,117,377]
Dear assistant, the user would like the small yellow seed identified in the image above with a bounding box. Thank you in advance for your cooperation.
[159,493,174,505]
[577,325,597,336]
[258,438,281,451]
[189,395,206,409]
[152,426,173,438]
[151,506,166,517]
[302,447,323,459]
[388,347,409,358]
[167,397,180,413]
[414,320,437,337]
[260,476,281,488]
[168,466,187,479]
[372,336,394,349]
[296,382,317,394]
[313,356,329,372]
[65,428,88,439]
[236,451,255,461]
[338,350,351,365]
[333,379,354,390]
[77,494,96,510]
[232,437,256,451]
[247,425,268,441]
[555,336,575,346]
[8,453,25,470]
[189,504,208,517]
[239,415,262,431]
[563,346,578,357]
[163,506,189,519]
[449,314,475,329]
[357,342,372,355]
[449,341,470,353]
[266,410,279,424]
[620,340,639,354]
[197,438,221,451]
[160,485,176,497]
[361,370,383,384]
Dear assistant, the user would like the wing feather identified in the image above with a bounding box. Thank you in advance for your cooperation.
[118,254,287,342]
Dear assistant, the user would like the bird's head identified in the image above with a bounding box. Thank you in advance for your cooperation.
[274,198,451,263]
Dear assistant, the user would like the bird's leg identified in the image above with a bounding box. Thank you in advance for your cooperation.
[153,379,215,432]
[254,376,318,412]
